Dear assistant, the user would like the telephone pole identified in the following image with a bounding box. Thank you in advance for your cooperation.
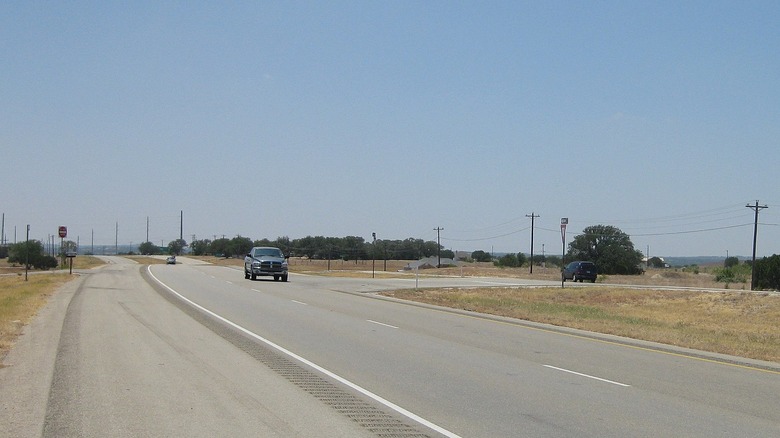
[434,227,444,267]
[746,200,768,290]
[526,212,540,273]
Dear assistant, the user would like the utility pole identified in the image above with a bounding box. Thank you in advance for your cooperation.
[746,200,768,290]
[180,210,183,241]
[25,225,30,281]
[526,212,539,274]
[372,232,376,278]
[434,227,444,268]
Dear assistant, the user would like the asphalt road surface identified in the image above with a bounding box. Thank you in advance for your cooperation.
[1,256,779,437]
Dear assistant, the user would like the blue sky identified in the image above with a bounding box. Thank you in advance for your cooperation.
[2,1,778,257]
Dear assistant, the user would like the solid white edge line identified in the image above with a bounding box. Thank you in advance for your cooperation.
[147,265,461,438]
[544,365,630,387]
[367,319,399,329]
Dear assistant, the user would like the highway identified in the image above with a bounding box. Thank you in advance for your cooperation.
[2,256,779,437]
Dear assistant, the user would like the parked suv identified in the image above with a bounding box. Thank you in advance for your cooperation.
[562,261,597,283]
[244,247,289,282]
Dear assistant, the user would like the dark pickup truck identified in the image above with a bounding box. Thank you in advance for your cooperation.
[244,246,289,282]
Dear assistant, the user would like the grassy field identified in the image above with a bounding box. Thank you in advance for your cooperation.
[382,286,780,363]
[2,256,777,365]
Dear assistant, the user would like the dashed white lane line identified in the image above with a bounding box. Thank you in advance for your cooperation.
[367,320,399,329]
[291,300,307,305]
[544,365,630,387]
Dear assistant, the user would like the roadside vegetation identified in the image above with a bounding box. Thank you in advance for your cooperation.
[0,256,104,361]
[382,286,780,363]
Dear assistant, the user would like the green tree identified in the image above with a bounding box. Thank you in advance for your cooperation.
[167,239,187,255]
[139,241,161,255]
[567,225,643,275]
[228,235,253,258]
[648,256,665,268]
[190,239,211,256]
[8,240,46,269]
[471,250,493,262]
[494,252,525,268]
[724,256,740,268]
[440,249,455,260]
[209,238,230,257]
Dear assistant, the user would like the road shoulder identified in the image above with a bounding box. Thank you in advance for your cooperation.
[0,274,82,436]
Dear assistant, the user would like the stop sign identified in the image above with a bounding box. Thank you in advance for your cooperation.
[58,226,67,238]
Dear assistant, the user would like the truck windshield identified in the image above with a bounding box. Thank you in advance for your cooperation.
[254,249,282,257]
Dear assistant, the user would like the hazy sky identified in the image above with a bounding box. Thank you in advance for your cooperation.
[2,1,778,257]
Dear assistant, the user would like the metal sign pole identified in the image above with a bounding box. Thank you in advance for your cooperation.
[560,218,568,289]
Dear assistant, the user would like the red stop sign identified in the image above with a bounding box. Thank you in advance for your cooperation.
[58,226,67,238]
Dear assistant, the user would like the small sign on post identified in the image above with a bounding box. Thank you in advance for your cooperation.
[561,218,568,288]
[58,226,67,238]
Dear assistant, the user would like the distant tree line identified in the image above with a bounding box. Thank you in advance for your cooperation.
[128,224,780,288]
[140,235,454,261]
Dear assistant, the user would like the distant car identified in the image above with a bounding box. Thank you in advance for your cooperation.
[244,246,288,282]
[562,261,597,282]
[166,256,176,265]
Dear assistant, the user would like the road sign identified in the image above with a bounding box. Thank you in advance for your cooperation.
[58,226,67,238]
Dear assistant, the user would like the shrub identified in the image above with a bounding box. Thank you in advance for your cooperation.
[34,255,59,270]
[754,254,780,290]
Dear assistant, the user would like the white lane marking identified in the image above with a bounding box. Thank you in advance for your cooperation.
[544,365,630,387]
[251,289,261,293]
[367,320,399,329]
[226,281,233,285]
[146,266,461,438]
[291,300,307,305]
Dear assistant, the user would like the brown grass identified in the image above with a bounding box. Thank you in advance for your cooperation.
[0,274,74,361]
[382,286,780,363]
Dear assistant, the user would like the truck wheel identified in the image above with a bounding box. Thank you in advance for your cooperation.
[251,273,257,281]
[281,274,288,282]
[273,275,279,281]
[245,269,250,279]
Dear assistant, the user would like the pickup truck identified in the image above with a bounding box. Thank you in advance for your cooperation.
[244,246,289,282]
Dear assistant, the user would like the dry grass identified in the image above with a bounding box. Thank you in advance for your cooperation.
[124,255,171,265]
[382,286,780,363]
[0,274,74,361]
[0,256,105,362]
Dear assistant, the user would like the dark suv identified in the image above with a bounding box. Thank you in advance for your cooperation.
[562,261,597,283]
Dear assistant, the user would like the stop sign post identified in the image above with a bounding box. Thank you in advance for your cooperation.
[58,226,67,269]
